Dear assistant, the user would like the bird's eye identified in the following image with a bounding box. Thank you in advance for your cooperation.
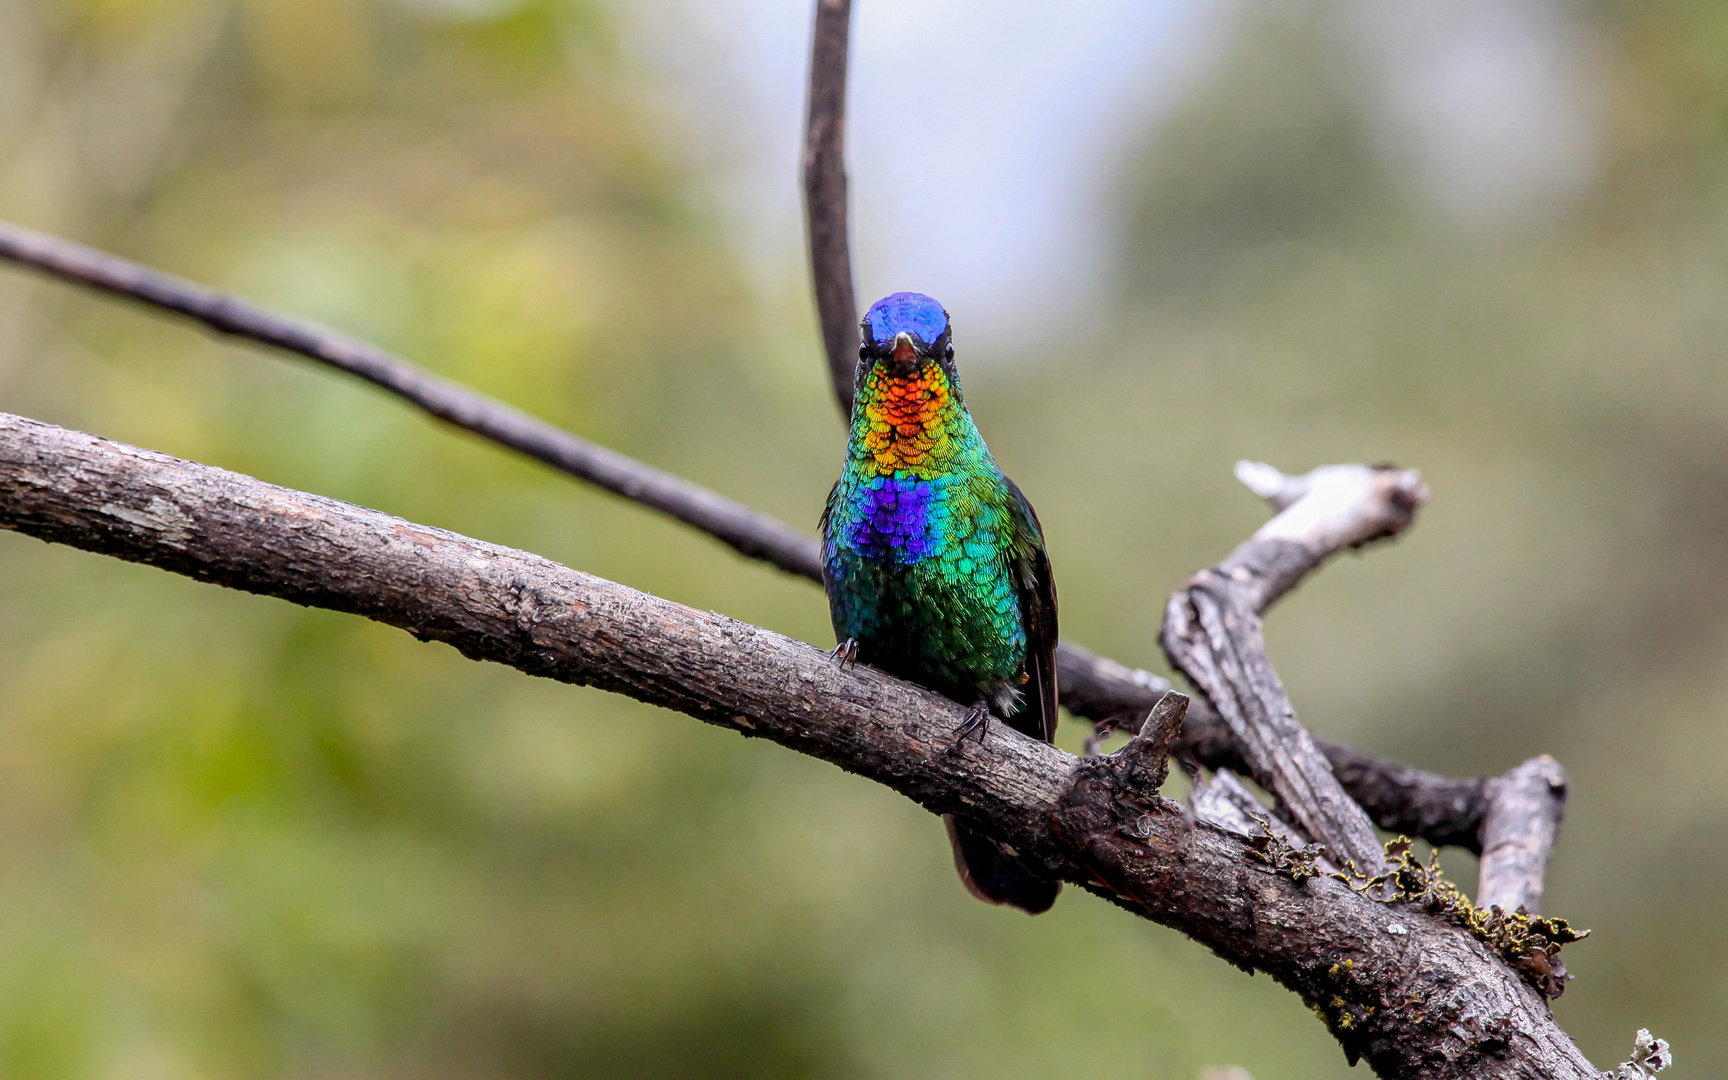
[944,344,955,361]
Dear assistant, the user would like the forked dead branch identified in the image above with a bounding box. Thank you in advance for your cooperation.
[0,414,1598,1076]
[0,0,1663,1072]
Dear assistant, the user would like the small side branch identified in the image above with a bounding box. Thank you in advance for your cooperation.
[1476,755,1568,913]
[803,0,860,416]
[1163,572,1388,872]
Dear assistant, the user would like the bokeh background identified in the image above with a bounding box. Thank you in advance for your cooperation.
[0,0,1724,1075]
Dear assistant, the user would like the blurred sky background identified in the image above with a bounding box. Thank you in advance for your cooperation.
[2,0,1726,1077]
[630,0,1595,346]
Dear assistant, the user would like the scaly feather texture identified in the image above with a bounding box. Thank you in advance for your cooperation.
[821,292,1060,914]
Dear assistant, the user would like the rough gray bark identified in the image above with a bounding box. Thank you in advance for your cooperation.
[1164,572,1387,872]
[0,411,1603,1078]
[1188,769,1269,838]
[0,218,1514,858]
[1188,769,1339,877]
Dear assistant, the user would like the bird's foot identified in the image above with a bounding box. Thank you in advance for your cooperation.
[951,700,991,749]
[830,638,860,668]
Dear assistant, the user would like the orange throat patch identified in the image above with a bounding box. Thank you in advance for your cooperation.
[860,362,954,473]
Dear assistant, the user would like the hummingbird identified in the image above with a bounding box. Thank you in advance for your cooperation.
[820,292,1061,914]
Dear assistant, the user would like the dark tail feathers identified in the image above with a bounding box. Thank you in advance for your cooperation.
[944,815,1060,915]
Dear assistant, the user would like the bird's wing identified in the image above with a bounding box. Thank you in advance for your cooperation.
[817,478,841,580]
[1003,475,1059,743]
[818,478,839,536]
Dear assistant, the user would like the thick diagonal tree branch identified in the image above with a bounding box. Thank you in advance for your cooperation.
[0,411,1602,1077]
[0,219,1510,856]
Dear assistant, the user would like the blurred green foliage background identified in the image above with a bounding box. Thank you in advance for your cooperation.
[1,0,1726,1076]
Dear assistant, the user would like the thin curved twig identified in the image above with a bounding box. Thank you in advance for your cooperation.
[803,0,859,415]
[0,221,823,579]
